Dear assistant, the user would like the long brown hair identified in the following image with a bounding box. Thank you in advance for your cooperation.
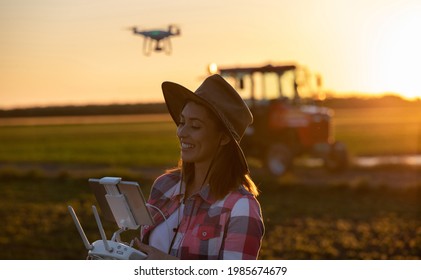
[168,101,259,199]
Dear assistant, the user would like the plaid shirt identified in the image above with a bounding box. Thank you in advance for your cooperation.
[141,172,264,260]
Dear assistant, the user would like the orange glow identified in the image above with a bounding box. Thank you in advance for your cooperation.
[1,0,420,109]
[368,4,421,100]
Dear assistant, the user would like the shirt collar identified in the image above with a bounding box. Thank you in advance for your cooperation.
[196,184,218,204]
[176,181,217,205]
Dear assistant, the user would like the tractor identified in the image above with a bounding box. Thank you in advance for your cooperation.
[211,63,348,176]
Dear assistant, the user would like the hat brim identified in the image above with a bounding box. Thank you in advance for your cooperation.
[162,81,250,173]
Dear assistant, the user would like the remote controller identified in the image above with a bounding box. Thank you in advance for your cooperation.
[88,240,147,260]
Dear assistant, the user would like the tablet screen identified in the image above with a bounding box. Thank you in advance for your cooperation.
[89,178,154,227]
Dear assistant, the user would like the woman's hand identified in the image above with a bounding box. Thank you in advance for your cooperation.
[134,238,179,260]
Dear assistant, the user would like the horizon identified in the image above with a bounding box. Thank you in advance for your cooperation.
[1,92,419,111]
[1,90,418,110]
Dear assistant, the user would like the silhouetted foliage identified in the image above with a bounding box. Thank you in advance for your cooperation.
[0,103,167,118]
[0,95,419,118]
[322,94,420,109]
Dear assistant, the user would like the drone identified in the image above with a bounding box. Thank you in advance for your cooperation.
[128,24,181,56]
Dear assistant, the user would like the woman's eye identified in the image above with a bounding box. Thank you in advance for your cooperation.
[191,122,201,129]
[178,119,201,130]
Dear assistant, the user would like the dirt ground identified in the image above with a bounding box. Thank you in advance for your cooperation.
[1,162,419,189]
[274,165,420,189]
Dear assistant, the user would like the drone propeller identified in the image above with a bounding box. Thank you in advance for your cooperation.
[167,24,181,35]
[123,26,139,32]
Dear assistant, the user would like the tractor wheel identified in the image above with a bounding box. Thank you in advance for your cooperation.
[264,144,293,176]
[324,141,348,172]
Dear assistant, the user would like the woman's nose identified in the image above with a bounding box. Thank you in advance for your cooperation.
[177,124,187,138]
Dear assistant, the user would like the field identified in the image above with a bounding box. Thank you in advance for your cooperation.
[0,106,420,259]
[333,107,420,156]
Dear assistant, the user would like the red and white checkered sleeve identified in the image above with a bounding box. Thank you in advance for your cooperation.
[221,195,264,259]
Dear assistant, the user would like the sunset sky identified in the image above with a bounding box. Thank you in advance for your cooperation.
[1,0,421,109]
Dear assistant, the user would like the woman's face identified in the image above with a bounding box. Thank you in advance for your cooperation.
[176,102,225,167]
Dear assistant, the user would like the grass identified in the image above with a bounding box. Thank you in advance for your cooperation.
[0,122,180,167]
[333,107,421,156]
[0,106,420,168]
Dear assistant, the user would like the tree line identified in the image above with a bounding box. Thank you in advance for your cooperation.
[0,95,419,118]
[0,103,168,118]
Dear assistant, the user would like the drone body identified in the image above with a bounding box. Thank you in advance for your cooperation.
[130,25,181,56]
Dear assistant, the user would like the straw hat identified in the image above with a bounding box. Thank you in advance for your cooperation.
[162,74,253,172]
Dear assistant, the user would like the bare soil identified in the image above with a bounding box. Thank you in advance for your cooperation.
[1,162,419,189]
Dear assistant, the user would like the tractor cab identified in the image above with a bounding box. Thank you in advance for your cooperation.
[212,63,347,176]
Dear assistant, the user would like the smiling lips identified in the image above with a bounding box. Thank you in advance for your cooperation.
[181,142,194,149]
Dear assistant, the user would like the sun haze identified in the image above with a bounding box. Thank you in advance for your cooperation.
[1,0,420,109]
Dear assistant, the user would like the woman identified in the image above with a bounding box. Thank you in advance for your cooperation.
[135,74,264,259]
